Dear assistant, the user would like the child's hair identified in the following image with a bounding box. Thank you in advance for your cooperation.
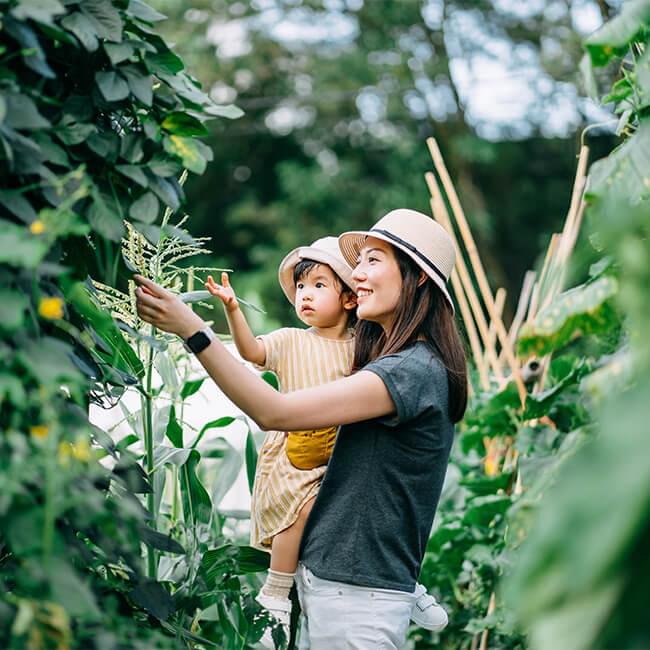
[293,259,357,327]
[352,247,468,423]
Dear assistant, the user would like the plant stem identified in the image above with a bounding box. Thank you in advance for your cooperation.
[142,339,156,579]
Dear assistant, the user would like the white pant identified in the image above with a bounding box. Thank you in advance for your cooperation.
[295,563,415,649]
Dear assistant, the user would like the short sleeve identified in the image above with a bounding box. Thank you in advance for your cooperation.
[254,328,292,372]
[364,345,445,427]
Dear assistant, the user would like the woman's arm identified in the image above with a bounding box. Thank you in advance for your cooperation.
[134,275,395,430]
[205,273,266,366]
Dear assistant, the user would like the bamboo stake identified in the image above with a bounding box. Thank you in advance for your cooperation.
[452,265,490,392]
[426,173,504,382]
[427,138,526,406]
[479,591,497,650]
[487,288,506,352]
[528,234,560,322]
[428,196,490,390]
[540,146,589,311]
[499,271,536,366]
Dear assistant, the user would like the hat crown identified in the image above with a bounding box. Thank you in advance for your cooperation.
[370,209,455,280]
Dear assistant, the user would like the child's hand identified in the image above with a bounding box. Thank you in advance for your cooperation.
[206,272,239,313]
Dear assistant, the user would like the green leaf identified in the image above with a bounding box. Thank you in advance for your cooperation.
[236,545,270,573]
[31,132,69,167]
[0,189,38,223]
[19,337,83,384]
[261,371,279,390]
[180,449,212,524]
[120,133,145,163]
[245,427,258,494]
[165,406,183,448]
[88,199,125,242]
[585,0,650,66]
[66,281,144,379]
[11,0,64,24]
[55,122,96,146]
[104,42,134,65]
[0,372,26,405]
[153,445,191,471]
[81,0,123,43]
[517,277,619,357]
[115,164,148,187]
[139,526,185,554]
[161,112,209,137]
[146,174,181,210]
[0,290,28,332]
[48,562,101,620]
[96,71,130,102]
[127,0,167,23]
[130,579,174,620]
[129,191,159,223]
[0,219,49,268]
[192,416,237,448]
[61,12,99,51]
[204,103,244,119]
[463,495,511,528]
[4,93,50,130]
[121,66,153,106]
[211,444,242,507]
[145,50,184,75]
[86,131,120,159]
[163,135,207,174]
[180,377,205,399]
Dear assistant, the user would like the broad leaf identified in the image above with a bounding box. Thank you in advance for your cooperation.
[518,277,619,357]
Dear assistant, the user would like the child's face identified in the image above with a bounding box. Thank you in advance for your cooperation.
[294,264,352,328]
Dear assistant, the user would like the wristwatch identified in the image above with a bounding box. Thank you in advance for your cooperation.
[183,326,215,354]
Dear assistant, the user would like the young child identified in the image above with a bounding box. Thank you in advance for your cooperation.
[205,237,447,647]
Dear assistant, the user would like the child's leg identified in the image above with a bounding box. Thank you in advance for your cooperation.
[271,497,315,572]
[261,498,316,598]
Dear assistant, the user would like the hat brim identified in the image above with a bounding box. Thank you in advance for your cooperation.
[278,246,355,305]
[338,230,455,314]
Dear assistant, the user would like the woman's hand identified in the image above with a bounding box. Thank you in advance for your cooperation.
[134,275,205,339]
[205,272,239,313]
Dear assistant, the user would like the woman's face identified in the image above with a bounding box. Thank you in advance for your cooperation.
[352,237,402,331]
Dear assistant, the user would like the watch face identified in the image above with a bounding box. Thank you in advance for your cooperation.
[187,330,211,354]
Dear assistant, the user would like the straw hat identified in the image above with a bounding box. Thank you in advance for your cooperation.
[278,236,355,304]
[338,209,456,312]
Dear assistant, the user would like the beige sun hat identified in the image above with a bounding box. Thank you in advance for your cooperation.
[278,236,355,304]
[338,208,456,312]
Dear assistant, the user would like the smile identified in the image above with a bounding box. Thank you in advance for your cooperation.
[357,289,373,299]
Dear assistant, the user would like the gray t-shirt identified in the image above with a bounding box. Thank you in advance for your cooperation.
[299,341,455,592]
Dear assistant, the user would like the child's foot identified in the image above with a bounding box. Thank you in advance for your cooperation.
[411,582,448,632]
[255,592,291,649]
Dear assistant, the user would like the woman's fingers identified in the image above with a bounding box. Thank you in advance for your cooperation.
[133,274,164,298]
[135,286,161,309]
[221,272,230,287]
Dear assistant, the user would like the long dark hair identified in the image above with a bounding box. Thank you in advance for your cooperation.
[352,247,468,422]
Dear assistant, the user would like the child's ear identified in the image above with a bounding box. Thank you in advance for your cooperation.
[343,292,357,311]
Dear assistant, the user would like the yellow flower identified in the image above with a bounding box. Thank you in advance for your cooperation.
[30,425,49,439]
[39,296,64,320]
[58,438,92,464]
[30,220,46,234]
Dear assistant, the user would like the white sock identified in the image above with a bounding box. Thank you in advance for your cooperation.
[261,569,295,600]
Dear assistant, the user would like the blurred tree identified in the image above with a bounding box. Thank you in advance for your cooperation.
[150,0,617,326]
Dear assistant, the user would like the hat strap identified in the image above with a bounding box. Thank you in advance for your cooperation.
[370,228,447,284]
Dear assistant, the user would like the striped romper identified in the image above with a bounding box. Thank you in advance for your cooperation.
[250,327,354,551]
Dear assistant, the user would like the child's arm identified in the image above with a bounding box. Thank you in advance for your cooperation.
[205,272,266,366]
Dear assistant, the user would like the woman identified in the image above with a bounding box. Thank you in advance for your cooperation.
[134,208,467,649]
